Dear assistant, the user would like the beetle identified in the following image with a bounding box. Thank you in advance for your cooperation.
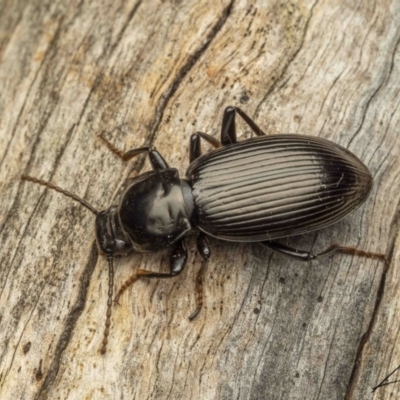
[21,106,385,354]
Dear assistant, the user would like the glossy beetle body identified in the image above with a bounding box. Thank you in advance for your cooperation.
[21,106,385,353]
[188,134,372,241]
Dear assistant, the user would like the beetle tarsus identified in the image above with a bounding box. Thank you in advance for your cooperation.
[99,132,170,170]
[98,133,127,160]
[309,244,386,261]
[114,275,140,304]
[99,132,150,162]
[188,306,201,321]
[263,241,386,262]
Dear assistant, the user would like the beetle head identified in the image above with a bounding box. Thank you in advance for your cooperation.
[95,206,132,257]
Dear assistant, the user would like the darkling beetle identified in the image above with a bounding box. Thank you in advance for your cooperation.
[21,106,386,354]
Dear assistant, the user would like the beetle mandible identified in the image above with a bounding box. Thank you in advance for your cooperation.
[21,106,386,354]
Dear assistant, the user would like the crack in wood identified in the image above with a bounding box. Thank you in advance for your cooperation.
[345,198,400,398]
[35,242,98,399]
[129,0,235,178]
[254,0,320,121]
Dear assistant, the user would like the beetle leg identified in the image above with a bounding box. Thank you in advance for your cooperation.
[189,106,267,160]
[190,132,221,162]
[221,106,237,145]
[147,149,169,170]
[188,233,211,320]
[113,239,188,304]
[98,133,169,170]
[221,106,266,145]
[262,241,386,262]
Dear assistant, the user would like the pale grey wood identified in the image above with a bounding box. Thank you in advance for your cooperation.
[0,1,399,399]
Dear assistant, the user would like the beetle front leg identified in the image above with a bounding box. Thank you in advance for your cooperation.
[221,106,266,145]
[114,239,188,304]
[188,233,211,320]
[262,241,386,262]
[98,133,169,170]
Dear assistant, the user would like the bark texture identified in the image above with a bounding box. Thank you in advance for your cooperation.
[0,0,399,399]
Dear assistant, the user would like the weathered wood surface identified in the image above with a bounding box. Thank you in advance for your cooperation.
[0,0,399,399]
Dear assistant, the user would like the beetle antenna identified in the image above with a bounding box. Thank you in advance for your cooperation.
[21,174,98,216]
[100,255,114,354]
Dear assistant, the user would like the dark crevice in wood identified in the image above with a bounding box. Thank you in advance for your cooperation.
[254,0,320,120]
[347,33,400,149]
[0,120,76,302]
[0,0,24,58]
[128,0,235,178]
[2,0,398,397]
[1,0,143,213]
[63,0,235,217]
[0,13,65,170]
[1,259,53,384]
[165,350,180,400]
[35,242,98,400]
[0,13,71,278]
[318,324,338,398]
[345,199,400,399]
[1,0,145,339]
[108,0,143,57]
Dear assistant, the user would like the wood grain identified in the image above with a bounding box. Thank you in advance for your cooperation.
[0,0,399,399]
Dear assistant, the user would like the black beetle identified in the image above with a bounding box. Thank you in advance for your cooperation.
[21,106,385,353]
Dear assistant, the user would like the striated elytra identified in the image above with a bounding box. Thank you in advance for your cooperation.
[21,106,385,354]
[188,134,372,241]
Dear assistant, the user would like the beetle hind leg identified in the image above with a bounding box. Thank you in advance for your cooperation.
[262,241,386,262]
[312,244,386,261]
